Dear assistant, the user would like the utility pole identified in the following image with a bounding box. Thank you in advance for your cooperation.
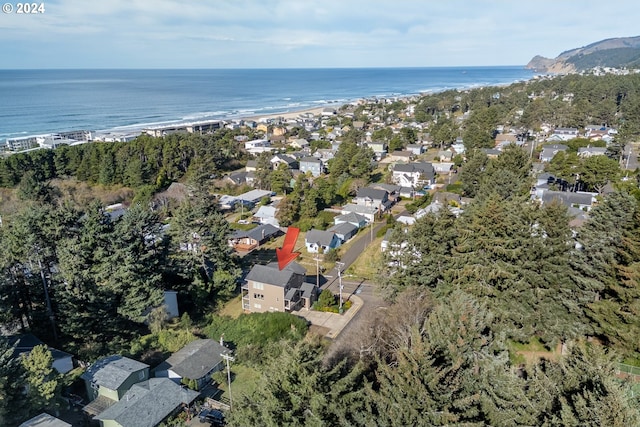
[336,262,345,312]
[221,353,235,410]
[314,254,320,288]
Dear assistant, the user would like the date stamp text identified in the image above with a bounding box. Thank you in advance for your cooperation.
[3,3,46,14]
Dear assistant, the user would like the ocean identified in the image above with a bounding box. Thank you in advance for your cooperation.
[0,67,537,141]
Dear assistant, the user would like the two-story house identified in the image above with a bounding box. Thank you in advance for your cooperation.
[242,262,316,313]
[299,157,324,177]
[391,162,435,188]
[82,356,150,418]
[354,187,392,213]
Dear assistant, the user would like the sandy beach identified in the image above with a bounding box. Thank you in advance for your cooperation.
[241,106,333,123]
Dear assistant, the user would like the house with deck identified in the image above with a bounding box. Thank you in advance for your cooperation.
[82,356,150,418]
[228,224,283,252]
[391,162,435,188]
[94,378,198,427]
[242,262,316,313]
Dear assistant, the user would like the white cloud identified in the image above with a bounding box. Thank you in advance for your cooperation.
[1,0,639,68]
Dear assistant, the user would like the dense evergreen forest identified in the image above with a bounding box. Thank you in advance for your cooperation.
[2,72,640,425]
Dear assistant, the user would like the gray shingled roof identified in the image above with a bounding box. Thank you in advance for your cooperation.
[327,222,358,237]
[231,223,281,242]
[356,187,388,201]
[300,156,322,164]
[155,339,230,381]
[246,263,305,287]
[541,191,594,207]
[81,356,149,391]
[305,229,337,247]
[19,413,71,427]
[95,378,198,427]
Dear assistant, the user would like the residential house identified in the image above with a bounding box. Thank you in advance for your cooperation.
[290,138,310,149]
[305,229,341,254]
[326,222,359,242]
[548,127,579,141]
[271,154,298,170]
[228,224,283,252]
[299,157,324,177]
[334,212,368,229]
[577,146,607,157]
[534,189,596,211]
[94,378,198,427]
[369,183,402,203]
[391,162,435,188]
[243,262,316,313]
[19,413,71,427]
[432,162,455,175]
[245,160,258,172]
[354,187,392,213]
[387,150,413,162]
[155,339,231,390]
[82,356,150,418]
[495,133,518,148]
[236,189,274,207]
[7,334,73,374]
[406,143,424,155]
[253,205,279,227]
[366,141,387,160]
[438,149,454,162]
[481,148,501,159]
[223,171,252,187]
[340,204,377,223]
[539,144,569,163]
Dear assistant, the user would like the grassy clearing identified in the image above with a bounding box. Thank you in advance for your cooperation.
[345,235,383,280]
[216,295,243,319]
[212,364,261,400]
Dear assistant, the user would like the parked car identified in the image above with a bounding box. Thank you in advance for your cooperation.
[199,408,225,426]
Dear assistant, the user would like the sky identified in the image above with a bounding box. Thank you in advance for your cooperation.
[1,0,639,69]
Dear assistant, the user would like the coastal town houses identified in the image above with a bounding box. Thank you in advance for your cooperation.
[242,262,317,313]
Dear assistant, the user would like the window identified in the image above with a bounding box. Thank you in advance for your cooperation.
[253,282,264,290]
[253,293,264,300]
[138,371,145,380]
[254,303,262,309]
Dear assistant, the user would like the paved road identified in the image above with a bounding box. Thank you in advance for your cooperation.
[623,143,639,171]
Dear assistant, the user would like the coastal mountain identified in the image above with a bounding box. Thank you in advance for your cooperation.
[526,35,640,73]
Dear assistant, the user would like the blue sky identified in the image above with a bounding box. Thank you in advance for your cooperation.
[1,0,638,69]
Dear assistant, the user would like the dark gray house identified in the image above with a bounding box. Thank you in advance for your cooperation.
[155,339,232,390]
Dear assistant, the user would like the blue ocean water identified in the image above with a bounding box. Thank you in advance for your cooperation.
[0,67,537,140]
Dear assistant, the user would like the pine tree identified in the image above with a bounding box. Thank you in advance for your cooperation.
[22,344,59,411]
[0,337,28,426]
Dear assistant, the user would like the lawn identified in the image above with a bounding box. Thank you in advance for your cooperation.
[212,363,261,401]
[345,233,383,280]
[216,295,243,319]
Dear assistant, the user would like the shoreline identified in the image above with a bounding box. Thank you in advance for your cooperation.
[2,70,541,144]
